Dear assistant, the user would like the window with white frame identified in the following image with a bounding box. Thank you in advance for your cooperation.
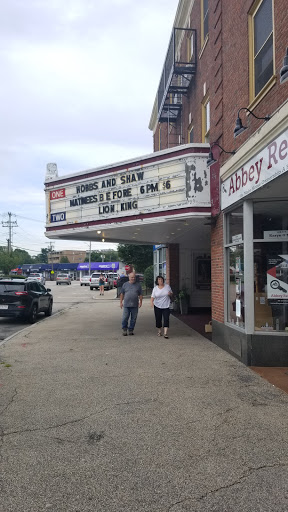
[249,0,274,99]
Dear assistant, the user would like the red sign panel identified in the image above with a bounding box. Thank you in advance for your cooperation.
[50,188,65,200]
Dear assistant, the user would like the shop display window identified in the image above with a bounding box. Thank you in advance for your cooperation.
[226,206,243,244]
[254,201,288,239]
[227,244,245,328]
[254,242,288,332]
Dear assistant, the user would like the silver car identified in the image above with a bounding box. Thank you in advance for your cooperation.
[26,273,45,285]
[56,273,72,285]
[90,272,113,290]
[80,275,91,286]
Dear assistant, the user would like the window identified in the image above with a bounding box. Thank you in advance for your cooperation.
[188,126,194,143]
[188,31,194,61]
[225,206,245,328]
[202,97,210,143]
[201,0,209,46]
[249,0,274,100]
[253,201,288,332]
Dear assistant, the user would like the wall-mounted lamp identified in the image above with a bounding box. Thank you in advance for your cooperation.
[206,142,235,167]
[280,47,288,84]
[233,108,270,138]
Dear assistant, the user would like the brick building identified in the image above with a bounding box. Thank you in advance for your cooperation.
[45,0,288,366]
[48,250,86,264]
[149,0,288,364]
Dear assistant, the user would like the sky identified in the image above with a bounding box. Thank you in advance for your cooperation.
[0,0,177,257]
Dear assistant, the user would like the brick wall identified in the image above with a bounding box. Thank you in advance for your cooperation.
[211,213,224,323]
[152,0,288,324]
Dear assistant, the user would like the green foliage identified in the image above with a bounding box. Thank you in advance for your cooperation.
[178,287,190,301]
[33,248,49,263]
[84,249,119,263]
[144,265,154,289]
[0,248,33,274]
[60,256,69,263]
[118,244,153,273]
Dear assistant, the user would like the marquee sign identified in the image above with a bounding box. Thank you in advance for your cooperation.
[45,155,210,226]
[221,129,288,209]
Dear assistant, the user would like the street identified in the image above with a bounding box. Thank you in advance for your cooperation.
[0,281,117,341]
[0,298,288,511]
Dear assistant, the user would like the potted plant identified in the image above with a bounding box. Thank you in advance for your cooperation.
[178,288,190,315]
[172,294,180,313]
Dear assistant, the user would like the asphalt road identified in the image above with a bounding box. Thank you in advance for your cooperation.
[0,281,117,341]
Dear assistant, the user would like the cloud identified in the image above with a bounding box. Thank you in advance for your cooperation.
[0,0,177,254]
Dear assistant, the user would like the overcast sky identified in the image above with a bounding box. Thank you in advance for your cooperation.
[0,0,177,257]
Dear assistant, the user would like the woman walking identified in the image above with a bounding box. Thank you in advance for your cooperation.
[151,276,173,338]
[99,273,105,296]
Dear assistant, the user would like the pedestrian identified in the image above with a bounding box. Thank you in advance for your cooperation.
[120,272,143,336]
[151,276,173,339]
[99,273,105,296]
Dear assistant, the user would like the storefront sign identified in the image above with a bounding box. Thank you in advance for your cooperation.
[221,129,288,209]
[264,230,288,240]
[46,156,210,226]
[50,212,66,223]
[50,188,65,200]
[232,234,243,243]
[267,255,288,300]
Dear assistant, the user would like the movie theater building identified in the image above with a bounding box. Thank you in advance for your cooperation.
[45,145,212,307]
[45,0,288,366]
[147,0,288,365]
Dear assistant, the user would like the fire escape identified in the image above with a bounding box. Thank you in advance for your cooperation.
[157,27,197,147]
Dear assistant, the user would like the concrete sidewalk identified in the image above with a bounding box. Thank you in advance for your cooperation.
[0,298,288,512]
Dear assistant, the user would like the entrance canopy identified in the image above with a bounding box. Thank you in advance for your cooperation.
[45,144,211,246]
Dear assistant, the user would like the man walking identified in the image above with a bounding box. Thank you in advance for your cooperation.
[120,272,143,336]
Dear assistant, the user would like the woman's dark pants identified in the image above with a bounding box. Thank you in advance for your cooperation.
[154,306,170,328]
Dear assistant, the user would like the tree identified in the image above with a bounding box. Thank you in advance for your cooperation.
[0,251,16,275]
[118,244,153,273]
[13,249,33,265]
[60,256,69,263]
[84,249,119,263]
[144,265,154,289]
[33,248,49,263]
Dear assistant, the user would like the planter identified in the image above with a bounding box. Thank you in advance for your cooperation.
[179,298,189,315]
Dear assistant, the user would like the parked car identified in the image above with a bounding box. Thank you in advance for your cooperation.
[0,279,53,323]
[26,273,45,285]
[56,273,72,285]
[80,275,91,286]
[108,273,119,287]
[90,272,113,290]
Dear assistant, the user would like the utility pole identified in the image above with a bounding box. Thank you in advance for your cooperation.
[46,242,55,280]
[89,241,91,275]
[2,212,18,253]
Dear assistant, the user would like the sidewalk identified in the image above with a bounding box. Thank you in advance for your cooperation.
[1,298,288,512]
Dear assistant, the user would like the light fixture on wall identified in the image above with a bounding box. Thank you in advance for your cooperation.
[280,47,288,84]
[206,142,235,167]
[233,108,270,138]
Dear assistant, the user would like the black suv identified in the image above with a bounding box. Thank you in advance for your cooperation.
[0,279,53,323]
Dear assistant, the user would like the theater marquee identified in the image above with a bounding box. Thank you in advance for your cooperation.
[45,154,210,228]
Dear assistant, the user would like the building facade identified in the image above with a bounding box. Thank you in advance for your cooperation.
[45,0,288,366]
[149,0,288,364]
[48,249,86,264]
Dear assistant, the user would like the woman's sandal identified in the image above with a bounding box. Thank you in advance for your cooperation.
[157,332,162,336]
[164,334,169,339]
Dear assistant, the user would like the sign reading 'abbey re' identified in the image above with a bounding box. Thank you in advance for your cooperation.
[221,129,288,209]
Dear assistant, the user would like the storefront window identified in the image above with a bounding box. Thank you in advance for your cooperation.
[226,206,243,244]
[227,244,245,327]
[254,242,288,332]
[254,201,288,239]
